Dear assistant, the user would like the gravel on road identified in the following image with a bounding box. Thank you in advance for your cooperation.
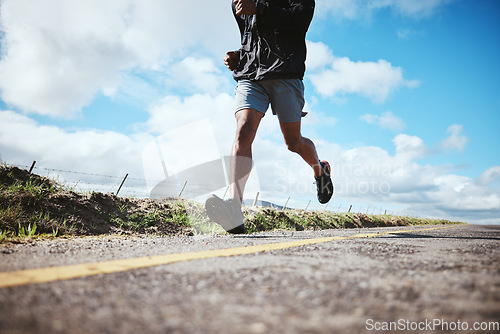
[0,224,499,333]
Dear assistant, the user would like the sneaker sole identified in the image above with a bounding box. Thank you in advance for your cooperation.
[227,224,246,234]
[205,195,245,234]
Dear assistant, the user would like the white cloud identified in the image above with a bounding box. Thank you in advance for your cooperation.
[243,117,499,224]
[306,42,419,103]
[315,0,455,20]
[439,124,469,152]
[1,108,498,223]
[310,57,419,102]
[370,0,455,18]
[430,174,500,213]
[314,0,361,19]
[360,111,406,131]
[305,41,335,71]
[396,28,424,40]
[264,129,499,223]
[167,57,232,96]
[393,134,428,161]
[146,93,234,136]
[0,0,236,117]
[476,166,500,187]
[0,0,133,117]
[0,110,150,184]
[144,93,237,163]
[397,28,412,39]
[0,0,455,119]
[325,134,499,223]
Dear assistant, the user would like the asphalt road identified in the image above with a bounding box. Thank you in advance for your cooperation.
[0,224,499,333]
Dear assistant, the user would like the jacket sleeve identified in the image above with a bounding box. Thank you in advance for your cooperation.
[256,0,315,32]
[231,0,246,58]
[232,1,246,37]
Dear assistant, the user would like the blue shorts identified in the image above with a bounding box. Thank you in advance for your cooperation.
[233,79,305,123]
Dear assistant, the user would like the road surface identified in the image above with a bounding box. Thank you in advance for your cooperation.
[0,224,499,333]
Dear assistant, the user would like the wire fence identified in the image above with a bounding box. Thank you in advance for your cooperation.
[7,161,404,216]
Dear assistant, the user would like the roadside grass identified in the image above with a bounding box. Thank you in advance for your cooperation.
[109,201,191,232]
[243,208,462,234]
[0,165,64,242]
[0,165,463,244]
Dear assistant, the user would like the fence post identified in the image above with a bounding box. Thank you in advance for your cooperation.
[283,197,290,210]
[253,191,260,206]
[116,174,128,196]
[178,181,188,197]
[28,161,36,173]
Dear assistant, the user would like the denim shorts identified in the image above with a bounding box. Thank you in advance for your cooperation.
[233,79,305,123]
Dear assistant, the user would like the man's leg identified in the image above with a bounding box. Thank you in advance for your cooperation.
[279,120,324,177]
[280,120,334,204]
[231,108,264,203]
[205,108,262,234]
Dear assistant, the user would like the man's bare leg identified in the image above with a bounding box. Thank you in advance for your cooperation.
[279,120,324,177]
[280,119,334,204]
[231,108,263,203]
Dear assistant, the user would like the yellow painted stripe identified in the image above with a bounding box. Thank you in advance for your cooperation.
[0,225,460,289]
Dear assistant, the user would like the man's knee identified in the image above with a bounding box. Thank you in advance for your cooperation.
[285,137,303,153]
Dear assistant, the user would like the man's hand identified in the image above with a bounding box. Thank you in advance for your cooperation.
[233,0,257,16]
[224,51,240,71]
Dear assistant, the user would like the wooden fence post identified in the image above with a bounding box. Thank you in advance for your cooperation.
[116,174,128,196]
[283,197,290,210]
[178,181,188,197]
[29,161,36,173]
[253,191,260,206]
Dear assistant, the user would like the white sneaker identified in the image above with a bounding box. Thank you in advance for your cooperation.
[205,195,245,234]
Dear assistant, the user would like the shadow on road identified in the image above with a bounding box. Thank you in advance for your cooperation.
[379,225,500,241]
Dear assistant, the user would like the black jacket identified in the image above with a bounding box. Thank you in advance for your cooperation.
[232,0,315,81]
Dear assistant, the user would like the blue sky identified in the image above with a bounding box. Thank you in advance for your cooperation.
[0,0,499,224]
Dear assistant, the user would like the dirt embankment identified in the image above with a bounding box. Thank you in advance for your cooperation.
[0,166,461,242]
[0,166,193,239]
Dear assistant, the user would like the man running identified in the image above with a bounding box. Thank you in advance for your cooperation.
[205,0,333,234]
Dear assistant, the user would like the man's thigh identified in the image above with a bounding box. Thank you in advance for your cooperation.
[234,80,269,116]
[263,79,305,123]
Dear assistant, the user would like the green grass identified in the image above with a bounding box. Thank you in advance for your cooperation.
[17,222,37,238]
[111,211,163,231]
[0,229,8,242]
[108,200,195,234]
[243,208,462,234]
[182,202,226,235]
[0,165,464,244]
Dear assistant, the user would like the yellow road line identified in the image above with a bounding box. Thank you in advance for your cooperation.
[0,225,460,289]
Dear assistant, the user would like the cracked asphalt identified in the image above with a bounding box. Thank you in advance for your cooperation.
[0,224,499,333]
